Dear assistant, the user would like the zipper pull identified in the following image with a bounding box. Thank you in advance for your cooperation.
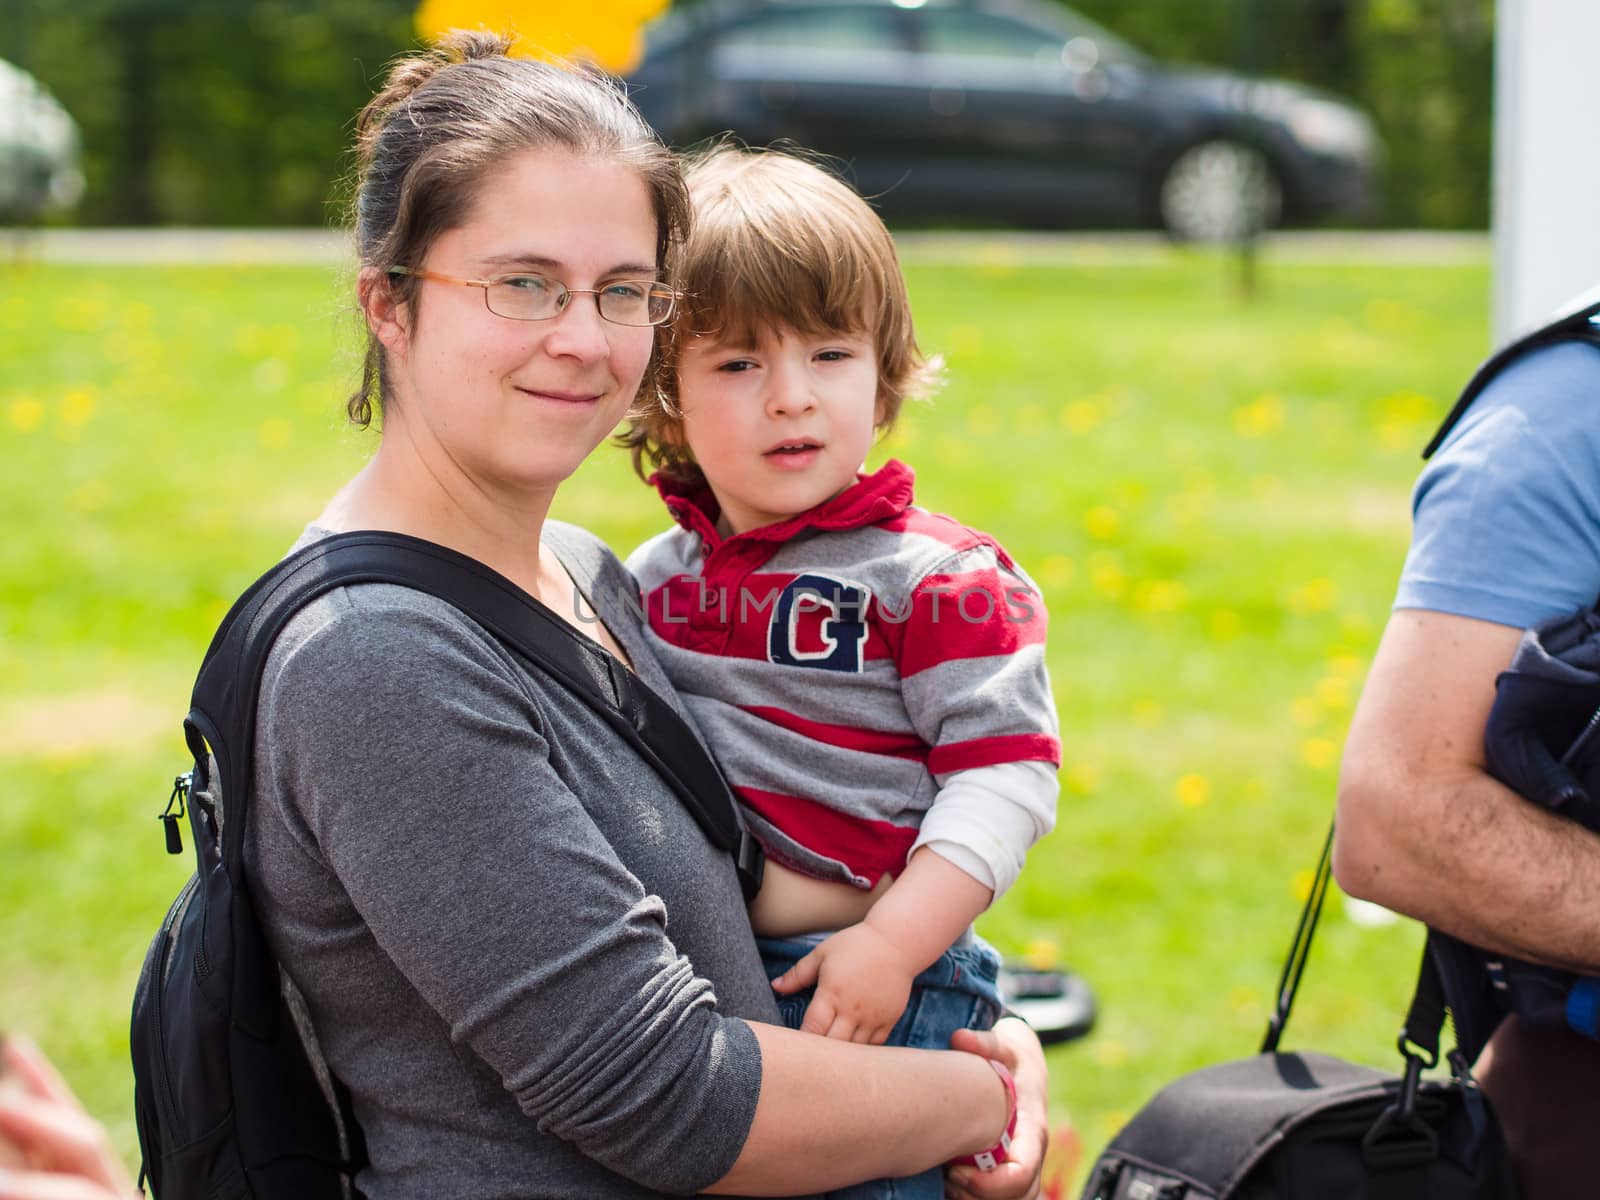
[159,773,190,855]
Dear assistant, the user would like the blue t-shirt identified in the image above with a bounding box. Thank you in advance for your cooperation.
[1398,338,1600,628]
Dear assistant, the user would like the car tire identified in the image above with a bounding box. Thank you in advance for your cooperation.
[1157,138,1282,243]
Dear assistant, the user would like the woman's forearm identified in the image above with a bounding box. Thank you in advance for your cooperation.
[704,1023,1011,1195]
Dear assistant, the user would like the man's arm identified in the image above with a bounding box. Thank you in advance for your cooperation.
[1335,607,1600,973]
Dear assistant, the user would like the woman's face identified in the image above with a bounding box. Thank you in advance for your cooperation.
[381,147,660,502]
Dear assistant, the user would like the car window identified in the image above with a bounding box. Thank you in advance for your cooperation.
[915,9,1059,61]
[720,7,906,52]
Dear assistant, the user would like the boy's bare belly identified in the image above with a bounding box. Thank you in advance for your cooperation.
[747,859,893,937]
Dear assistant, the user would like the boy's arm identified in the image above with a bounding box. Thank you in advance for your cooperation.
[774,544,1062,1044]
[771,847,993,1043]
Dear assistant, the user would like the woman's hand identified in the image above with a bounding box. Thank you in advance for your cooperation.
[0,1035,139,1200]
[946,1020,1050,1200]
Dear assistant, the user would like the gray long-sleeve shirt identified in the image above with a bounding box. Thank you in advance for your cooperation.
[245,522,783,1199]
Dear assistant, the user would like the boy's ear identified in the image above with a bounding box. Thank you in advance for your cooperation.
[359,267,410,360]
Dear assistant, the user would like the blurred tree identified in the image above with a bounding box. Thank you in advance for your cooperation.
[3,0,414,226]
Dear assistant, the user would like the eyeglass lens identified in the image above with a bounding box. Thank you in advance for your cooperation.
[485,275,673,326]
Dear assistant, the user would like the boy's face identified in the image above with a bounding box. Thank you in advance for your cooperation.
[675,326,882,537]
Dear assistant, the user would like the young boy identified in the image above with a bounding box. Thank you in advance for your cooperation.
[622,148,1060,1185]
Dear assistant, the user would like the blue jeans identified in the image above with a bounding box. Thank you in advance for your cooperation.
[757,933,1004,1200]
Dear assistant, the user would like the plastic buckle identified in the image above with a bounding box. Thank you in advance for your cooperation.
[735,830,764,900]
[1362,1054,1439,1168]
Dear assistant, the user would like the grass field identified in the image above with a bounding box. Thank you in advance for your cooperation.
[0,248,1489,1189]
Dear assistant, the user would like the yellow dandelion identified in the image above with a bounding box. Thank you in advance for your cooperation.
[1092,1040,1129,1069]
[60,389,96,427]
[1099,1109,1132,1140]
[975,245,1020,276]
[1327,653,1363,678]
[1088,555,1126,599]
[1207,608,1243,641]
[1064,762,1101,796]
[1290,697,1321,728]
[1378,419,1416,452]
[258,418,294,450]
[234,325,270,358]
[1083,505,1120,540]
[1176,773,1211,807]
[1290,868,1316,902]
[1288,578,1337,615]
[1233,393,1285,438]
[1315,675,1351,711]
[1061,399,1103,434]
[947,324,984,356]
[1131,698,1163,728]
[1301,738,1338,771]
[1022,938,1060,970]
[1132,578,1187,614]
[1376,389,1435,425]
[7,397,44,432]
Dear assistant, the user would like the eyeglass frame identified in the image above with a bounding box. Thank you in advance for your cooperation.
[386,266,680,327]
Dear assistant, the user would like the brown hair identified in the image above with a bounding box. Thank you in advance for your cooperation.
[620,145,940,484]
[346,30,691,427]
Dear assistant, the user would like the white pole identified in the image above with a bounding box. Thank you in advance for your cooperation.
[1492,0,1600,344]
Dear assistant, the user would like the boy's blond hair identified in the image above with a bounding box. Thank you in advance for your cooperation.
[622,145,941,484]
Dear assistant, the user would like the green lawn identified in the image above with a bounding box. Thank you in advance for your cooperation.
[0,250,1488,1188]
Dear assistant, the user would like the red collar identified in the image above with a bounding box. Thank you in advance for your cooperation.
[651,459,917,552]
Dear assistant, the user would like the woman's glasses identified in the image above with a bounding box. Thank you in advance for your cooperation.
[388,267,678,327]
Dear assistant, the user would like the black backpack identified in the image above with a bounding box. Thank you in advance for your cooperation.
[130,531,764,1199]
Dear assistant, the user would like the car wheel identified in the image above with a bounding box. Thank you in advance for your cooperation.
[1157,139,1282,243]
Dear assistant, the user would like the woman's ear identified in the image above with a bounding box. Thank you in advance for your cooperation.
[359,267,409,360]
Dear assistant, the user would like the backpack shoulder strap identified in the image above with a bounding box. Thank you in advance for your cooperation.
[187,531,763,897]
[1423,286,1600,459]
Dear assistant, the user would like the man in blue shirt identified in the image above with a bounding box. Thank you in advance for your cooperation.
[1337,320,1600,1197]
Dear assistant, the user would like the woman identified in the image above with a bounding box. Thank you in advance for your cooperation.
[241,31,1049,1200]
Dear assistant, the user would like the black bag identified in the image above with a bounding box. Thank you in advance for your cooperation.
[130,531,764,1199]
[1079,826,1519,1200]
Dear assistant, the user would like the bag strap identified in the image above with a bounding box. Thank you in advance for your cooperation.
[1421,287,1600,459]
[1260,819,1449,1066]
[1260,821,1335,1053]
[187,530,763,899]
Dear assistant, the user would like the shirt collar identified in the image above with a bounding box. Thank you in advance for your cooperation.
[651,459,917,552]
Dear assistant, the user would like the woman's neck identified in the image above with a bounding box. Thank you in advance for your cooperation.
[318,432,555,600]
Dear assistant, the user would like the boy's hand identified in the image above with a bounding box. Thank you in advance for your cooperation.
[770,922,919,1044]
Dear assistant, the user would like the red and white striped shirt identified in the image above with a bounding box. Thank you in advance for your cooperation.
[628,460,1061,890]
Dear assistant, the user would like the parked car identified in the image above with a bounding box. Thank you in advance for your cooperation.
[625,0,1380,239]
[0,59,84,223]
